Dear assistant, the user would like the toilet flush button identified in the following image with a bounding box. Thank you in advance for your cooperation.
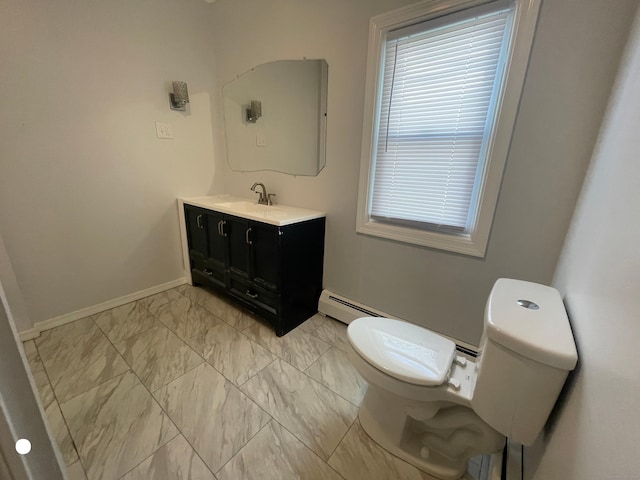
[517,299,539,310]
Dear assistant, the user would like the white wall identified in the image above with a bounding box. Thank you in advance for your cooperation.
[525,7,640,479]
[0,0,220,326]
[210,0,637,345]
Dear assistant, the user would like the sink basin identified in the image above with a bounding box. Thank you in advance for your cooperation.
[181,195,325,226]
[216,201,282,214]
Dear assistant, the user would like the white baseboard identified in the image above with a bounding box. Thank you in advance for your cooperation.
[18,278,187,341]
[18,328,39,342]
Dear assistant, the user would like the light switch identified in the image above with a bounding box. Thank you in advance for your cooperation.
[256,131,267,147]
[155,122,174,139]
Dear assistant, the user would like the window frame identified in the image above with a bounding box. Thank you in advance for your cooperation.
[355,0,541,257]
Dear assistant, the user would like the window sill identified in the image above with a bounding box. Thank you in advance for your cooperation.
[356,218,486,257]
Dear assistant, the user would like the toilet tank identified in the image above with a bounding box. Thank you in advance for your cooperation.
[470,279,578,445]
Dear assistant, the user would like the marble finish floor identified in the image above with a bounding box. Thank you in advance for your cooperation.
[22,284,490,480]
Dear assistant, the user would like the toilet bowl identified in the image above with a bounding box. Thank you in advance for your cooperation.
[347,278,578,480]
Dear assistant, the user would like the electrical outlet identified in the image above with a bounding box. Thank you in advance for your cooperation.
[256,131,267,147]
[155,122,174,139]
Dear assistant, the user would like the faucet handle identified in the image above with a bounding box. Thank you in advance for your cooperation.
[267,193,276,205]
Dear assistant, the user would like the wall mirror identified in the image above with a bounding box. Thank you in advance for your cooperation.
[222,59,328,176]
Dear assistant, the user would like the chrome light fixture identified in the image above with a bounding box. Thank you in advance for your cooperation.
[170,81,190,111]
[246,100,262,123]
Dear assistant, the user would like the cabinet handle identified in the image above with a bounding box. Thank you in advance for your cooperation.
[197,215,204,229]
[245,228,252,245]
[203,269,213,276]
[218,220,227,237]
[245,290,258,299]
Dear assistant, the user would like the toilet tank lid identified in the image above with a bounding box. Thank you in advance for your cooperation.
[485,279,578,370]
[347,317,456,386]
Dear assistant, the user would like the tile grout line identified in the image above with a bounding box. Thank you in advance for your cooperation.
[326,411,359,464]
[161,286,358,477]
[303,347,366,408]
[135,291,277,477]
[29,340,83,470]
[241,356,358,468]
[213,418,274,477]
[96,310,219,480]
[151,293,275,389]
[273,420,348,480]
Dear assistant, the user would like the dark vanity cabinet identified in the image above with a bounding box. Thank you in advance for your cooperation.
[184,204,325,336]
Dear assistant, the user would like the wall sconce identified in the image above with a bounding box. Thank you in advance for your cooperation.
[246,100,262,123]
[169,81,190,111]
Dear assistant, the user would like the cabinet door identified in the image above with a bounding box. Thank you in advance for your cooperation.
[225,215,251,280]
[249,222,280,292]
[185,205,208,261]
[205,210,227,267]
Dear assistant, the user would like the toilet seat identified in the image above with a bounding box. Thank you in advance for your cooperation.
[348,317,456,387]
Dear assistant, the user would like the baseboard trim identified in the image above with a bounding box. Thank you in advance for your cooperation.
[18,328,39,342]
[19,278,187,340]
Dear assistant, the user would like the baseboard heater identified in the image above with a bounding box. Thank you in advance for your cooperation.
[318,289,478,357]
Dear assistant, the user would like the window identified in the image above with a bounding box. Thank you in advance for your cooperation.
[356,0,541,256]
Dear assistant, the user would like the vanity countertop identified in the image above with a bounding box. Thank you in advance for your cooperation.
[180,194,326,227]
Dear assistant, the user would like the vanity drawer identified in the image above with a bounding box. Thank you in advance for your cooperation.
[192,264,225,290]
[229,277,279,315]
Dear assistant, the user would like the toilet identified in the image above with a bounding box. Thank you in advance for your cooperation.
[347,278,578,480]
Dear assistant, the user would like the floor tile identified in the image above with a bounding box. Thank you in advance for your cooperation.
[115,324,203,392]
[66,461,88,480]
[23,339,38,362]
[34,316,92,359]
[178,284,255,330]
[138,288,185,315]
[305,347,367,406]
[153,363,271,473]
[242,321,331,371]
[217,421,342,480]
[42,383,80,466]
[154,296,222,342]
[241,359,358,460]
[312,319,350,352]
[119,435,215,480]
[328,420,436,480]
[187,322,275,386]
[24,340,80,465]
[60,372,178,480]
[35,318,129,403]
[297,313,328,333]
[94,301,157,344]
[23,340,50,392]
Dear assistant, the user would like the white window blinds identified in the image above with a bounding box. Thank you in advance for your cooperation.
[370,4,513,232]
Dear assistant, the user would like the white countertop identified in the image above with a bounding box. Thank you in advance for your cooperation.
[180,195,326,226]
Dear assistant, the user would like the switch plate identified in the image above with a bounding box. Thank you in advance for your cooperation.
[155,122,174,139]
[256,131,267,147]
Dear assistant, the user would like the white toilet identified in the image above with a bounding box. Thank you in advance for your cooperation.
[347,278,578,479]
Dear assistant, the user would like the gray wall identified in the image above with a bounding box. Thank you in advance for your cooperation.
[0,0,221,327]
[211,0,638,345]
[526,7,640,478]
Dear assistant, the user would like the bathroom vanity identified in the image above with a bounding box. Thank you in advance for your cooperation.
[178,195,325,336]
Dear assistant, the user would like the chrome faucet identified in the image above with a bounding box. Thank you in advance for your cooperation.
[250,182,276,205]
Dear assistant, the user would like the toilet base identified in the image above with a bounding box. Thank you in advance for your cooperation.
[358,386,505,480]
[359,400,468,479]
